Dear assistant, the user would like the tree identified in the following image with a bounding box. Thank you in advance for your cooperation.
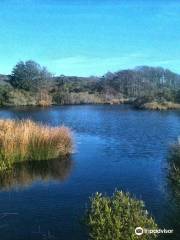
[175,89,180,103]
[0,85,10,106]
[10,60,52,91]
[85,190,157,240]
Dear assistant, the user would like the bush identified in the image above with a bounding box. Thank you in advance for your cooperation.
[37,90,53,106]
[0,119,72,170]
[0,85,11,106]
[169,143,180,186]
[85,190,157,240]
[6,89,37,106]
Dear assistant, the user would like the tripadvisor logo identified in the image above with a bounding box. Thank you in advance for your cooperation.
[135,227,173,236]
[135,227,143,236]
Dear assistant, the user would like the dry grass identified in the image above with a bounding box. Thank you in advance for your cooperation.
[38,99,52,107]
[37,90,53,107]
[142,101,180,110]
[0,119,72,170]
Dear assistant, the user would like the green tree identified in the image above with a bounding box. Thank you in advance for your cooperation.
[0,85,10,106]
[169,143,180,187]
[10,60,52,91]
[175,90,180,103]
[85,190,157,240]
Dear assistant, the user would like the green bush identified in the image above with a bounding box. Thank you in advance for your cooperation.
[85,190,157,240]
[169,143,180,186]
[0,85,10,106]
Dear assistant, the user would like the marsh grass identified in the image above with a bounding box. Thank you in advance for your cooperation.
[0,119,72,170]
[142,101,180,110]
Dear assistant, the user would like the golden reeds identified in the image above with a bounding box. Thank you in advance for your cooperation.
[0,119,72,170]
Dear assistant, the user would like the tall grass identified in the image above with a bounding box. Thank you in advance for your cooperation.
[0,119,72,170]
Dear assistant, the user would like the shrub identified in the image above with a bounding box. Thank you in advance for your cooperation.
[85,190,157,240]
[0,119,72,170]
[169,143,180,186]
[6,89,37,106]
[37,90,53,106]
[0,85,10,106]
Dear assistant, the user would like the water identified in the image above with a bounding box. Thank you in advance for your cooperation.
[0,105,180,240]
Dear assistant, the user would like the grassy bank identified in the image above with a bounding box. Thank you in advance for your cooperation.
[0,119,72,170]
[137,101,180,110]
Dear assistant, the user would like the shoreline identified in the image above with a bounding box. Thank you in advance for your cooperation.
[1,101,180,111]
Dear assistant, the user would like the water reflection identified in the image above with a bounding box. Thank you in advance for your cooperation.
[0,105,180,240]
[0,157,73,190]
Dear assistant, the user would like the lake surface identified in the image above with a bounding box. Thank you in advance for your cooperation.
[0,105,180,240]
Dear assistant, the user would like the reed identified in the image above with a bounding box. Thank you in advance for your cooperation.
[0,119,72,170]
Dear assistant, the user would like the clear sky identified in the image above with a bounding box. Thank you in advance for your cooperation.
[0,0,180,76]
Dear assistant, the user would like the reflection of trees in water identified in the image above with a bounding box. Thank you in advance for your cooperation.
[0,157,73,190]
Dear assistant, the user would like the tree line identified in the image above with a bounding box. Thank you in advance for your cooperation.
[0,60,180,106]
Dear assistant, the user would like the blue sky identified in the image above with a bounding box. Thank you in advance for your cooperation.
[0,0,180,76]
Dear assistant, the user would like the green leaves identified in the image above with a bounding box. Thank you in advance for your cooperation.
[85,190,157,240]
[168,144,180,195]
[10,60,52,91]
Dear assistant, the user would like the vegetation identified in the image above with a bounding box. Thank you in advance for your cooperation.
[85,190,157,240]
[0,61,180,108]
[0,85,10,106]
[135,100,180,110]
[10,60,52,91]
[0,119,72,170]
[169,142,180,186]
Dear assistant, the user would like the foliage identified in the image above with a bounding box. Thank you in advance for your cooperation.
[169,143,180,186]
[101,66,180,99]
[85,190,157,240]
[53,91,104,105]
[0,120,72,170]
[6,89,37,106]
[174,89,180,103]
[0,85,10,106]
[136,101,180,110]
[37,90,53,106]
[10,60,52,91]
[1,62,180,106]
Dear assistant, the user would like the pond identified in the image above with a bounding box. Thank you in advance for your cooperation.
[0,105,180,240]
